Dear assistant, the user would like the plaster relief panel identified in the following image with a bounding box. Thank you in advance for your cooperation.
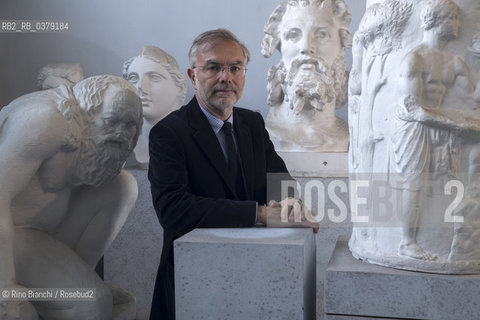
[349,0,480,273]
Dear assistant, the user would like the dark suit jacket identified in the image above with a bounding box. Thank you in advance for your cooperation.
[148,97,289,319]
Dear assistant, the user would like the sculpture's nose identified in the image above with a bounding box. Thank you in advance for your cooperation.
[138,77,150,96]
[299,34,316,56]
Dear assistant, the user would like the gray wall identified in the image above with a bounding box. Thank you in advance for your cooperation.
[0,0,365,119]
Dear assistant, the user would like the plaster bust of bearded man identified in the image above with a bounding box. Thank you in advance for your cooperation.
[123,46,187,168]
[262,0,352,152]
[0,75,142,319]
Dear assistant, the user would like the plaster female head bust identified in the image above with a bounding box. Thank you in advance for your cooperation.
[123,46,187,167]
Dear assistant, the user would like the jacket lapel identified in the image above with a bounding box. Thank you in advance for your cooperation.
[186,98,237,197]
[234,110,254,200]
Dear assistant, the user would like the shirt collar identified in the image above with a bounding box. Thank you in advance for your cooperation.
[197,102,233,134]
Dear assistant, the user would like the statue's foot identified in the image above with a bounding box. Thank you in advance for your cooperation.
[399,243,435,260]
[109,285,136,320]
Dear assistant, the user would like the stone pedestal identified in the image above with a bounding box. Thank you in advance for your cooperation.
[325,237,480,320]
[280,152,350,320]
[174,228,316,320]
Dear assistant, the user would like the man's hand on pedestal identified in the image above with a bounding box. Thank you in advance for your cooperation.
[257,198,319,233]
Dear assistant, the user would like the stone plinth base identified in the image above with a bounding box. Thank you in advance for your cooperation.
[174,228,316,320]
[325,237,480,320]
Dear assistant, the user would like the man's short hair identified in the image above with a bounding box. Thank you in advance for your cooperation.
[188,28,251,67]
[421,0,459,31]
[261,0,352,58]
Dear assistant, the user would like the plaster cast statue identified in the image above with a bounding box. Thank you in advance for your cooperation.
[37,63,84,90]
[349,0,480,274]
[261,0,352,152]
[0,75,142,319]
[348,0,413,173]
[123,46,187,168]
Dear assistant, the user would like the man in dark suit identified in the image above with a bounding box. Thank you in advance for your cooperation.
[148,28,318,320]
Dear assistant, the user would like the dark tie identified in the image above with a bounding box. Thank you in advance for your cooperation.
[222,121,246,200]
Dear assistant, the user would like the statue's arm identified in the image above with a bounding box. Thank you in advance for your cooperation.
[453,56,474,90]
[349,33,364,98]
[455,57,480,104]
[398,51,425,113]
[0,106,66,288]
[398,53,480,130]
[400,91,480,131]
[452,56,479,108]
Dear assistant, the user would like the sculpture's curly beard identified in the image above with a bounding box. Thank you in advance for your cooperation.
[72,133,132,187]
[283,57,336,115]
[267,54,348,116]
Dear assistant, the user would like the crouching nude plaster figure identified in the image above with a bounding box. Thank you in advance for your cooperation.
[0,75,142,319]
[262,0,352,152]
[123,46,187,168]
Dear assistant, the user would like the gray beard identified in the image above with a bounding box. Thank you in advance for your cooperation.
[72,134,132,187]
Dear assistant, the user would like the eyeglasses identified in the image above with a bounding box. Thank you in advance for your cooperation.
[193,63,247,77]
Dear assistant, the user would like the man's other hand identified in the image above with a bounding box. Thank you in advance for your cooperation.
[257,198,319,233]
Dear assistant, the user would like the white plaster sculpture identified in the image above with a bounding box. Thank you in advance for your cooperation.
[0,75,143,319]
[123,46,187,168]
[261,0,352,152]
[349,0,480,273]
[37,63,84,90]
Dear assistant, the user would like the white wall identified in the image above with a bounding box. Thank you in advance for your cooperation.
[0,0,366,119]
